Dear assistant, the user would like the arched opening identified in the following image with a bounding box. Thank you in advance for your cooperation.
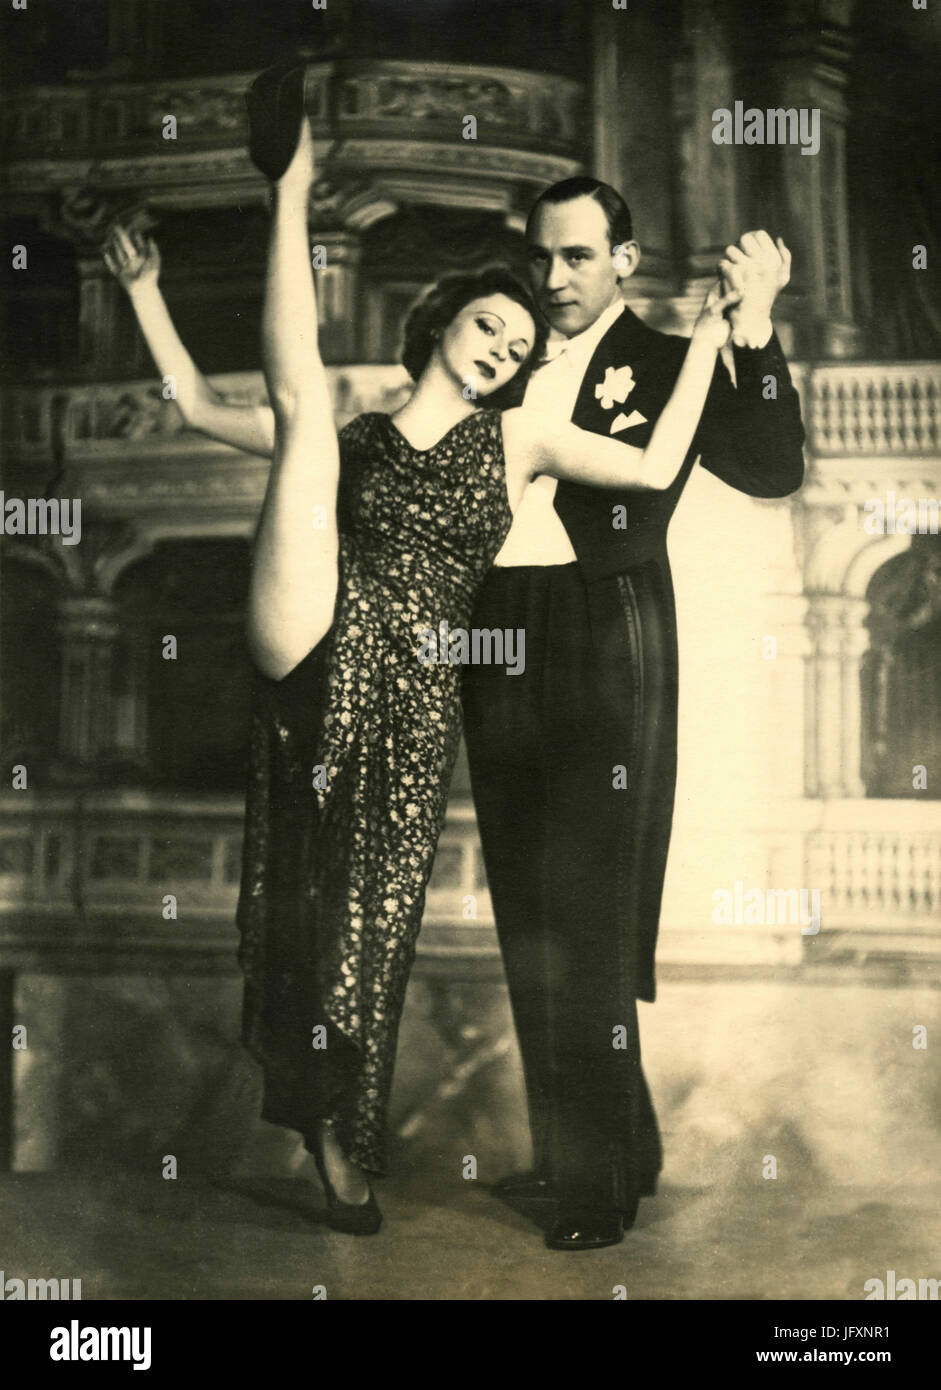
[0,218,80,381]
[861,534,941,798]
[114,538,253,791]
[143,207,269,376]
[0,557,62,782]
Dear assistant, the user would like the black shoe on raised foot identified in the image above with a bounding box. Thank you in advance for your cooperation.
[311,1150,382,1236]
[245,60,308,182]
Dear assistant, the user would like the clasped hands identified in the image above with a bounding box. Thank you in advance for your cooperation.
[718,230,791,349]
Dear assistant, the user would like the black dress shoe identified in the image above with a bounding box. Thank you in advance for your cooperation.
[245,60,308,181]
[309,1135,383,1236]
[313,1164,382,1235]
[491,1171,556,1202]
[546,1206,624,1251]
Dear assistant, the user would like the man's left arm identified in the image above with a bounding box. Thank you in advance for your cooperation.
[694,231,805,499]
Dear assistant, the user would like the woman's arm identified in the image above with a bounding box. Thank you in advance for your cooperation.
[104,225,276,457]
[503,283,740,493]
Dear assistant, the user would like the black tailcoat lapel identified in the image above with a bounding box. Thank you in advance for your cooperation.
[553,304,805,582]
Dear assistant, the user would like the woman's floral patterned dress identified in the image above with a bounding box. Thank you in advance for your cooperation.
[235,409,512,1173]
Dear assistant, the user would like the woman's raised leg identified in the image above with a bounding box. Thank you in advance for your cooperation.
[247,109,374,1209]
[246,115,340,682]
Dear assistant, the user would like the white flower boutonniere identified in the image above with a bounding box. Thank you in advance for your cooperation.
[594,364,636,411]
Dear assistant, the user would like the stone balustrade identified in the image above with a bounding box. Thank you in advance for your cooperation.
[806,808,941,932]
[2,790,937,968]
[0,791,493,974]
[6,362,940,463]
[798,362,941,458]
[3,366,411,460]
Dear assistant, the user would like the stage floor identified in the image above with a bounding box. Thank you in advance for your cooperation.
[2,1168,939,1301]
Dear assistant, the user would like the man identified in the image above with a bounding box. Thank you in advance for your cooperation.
[461,177,805,1250]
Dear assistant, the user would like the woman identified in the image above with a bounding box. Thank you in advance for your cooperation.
[104,68,739,1234]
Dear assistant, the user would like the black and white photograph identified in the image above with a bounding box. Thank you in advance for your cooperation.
[0,0,939,1338]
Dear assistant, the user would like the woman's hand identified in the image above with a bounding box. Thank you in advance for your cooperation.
[690,280,742,352]
[103,224,161,293]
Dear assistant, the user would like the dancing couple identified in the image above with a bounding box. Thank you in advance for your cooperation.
[104,59,804,1249]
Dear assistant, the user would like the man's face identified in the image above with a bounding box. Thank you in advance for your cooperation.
[526,195,622,338]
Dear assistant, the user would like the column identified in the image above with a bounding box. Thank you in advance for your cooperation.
[0,488,3,764]
[54,596,121,779]
[0,969,13,1170]
[310,228,363,363]
[768,5,861,357]
[674,0,742,288]
[805,593,870,799]
[108,630,150,779]
[104,0,161,75]
[840,597,870,800]
[805,596,845,798]
[76,256,131,377]
[593,0,676,294]
[765,592,813,799]
[45,187,140,379]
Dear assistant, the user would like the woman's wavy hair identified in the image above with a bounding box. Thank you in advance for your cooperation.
[401,265,547,410]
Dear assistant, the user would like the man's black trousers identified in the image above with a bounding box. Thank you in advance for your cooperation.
[462,560,677,1210]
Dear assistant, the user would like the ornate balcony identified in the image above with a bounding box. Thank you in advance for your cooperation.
[1,60,584,221]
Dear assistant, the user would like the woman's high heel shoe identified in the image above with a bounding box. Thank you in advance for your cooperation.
[245,60,309,181]
[309,1131,383,1236]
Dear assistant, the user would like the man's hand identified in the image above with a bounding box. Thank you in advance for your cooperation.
[718,231,791,349]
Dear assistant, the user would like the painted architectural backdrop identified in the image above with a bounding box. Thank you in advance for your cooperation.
[0,0,938,1196]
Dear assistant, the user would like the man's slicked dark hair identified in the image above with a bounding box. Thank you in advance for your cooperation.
[526,176,634,252]
[401,265,547,410]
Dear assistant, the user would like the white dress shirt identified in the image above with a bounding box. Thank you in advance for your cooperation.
[494,297,626,567]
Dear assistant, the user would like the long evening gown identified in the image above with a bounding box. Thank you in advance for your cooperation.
[235,408,512,1174]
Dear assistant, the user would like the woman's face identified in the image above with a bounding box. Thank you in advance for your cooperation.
[436,293,536,398]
